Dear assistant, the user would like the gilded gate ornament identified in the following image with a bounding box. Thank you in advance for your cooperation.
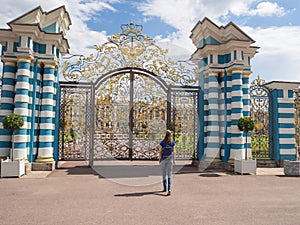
[62,20,197,85]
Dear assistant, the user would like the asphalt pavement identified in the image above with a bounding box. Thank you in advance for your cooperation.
[0,161,299,225]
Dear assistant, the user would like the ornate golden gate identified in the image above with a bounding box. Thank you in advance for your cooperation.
[250,76,271,159]
[59,21,199,161]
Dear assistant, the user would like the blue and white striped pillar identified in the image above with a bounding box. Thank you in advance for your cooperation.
[36,61,56,162]
[242,72,251,155]
[0,59,17,158]
[205,70,220,159]
[219,70,231,162]
[13,55,33,160]
[229,67,245,160]
[269,86,297,163]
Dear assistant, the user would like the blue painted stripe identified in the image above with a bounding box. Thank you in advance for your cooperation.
[41,93,54,99]
[43,80,54,86]
[278,123,295,128]
[15,102,28,109]
[1,91,15,98]
[278,113,294,118]
[44,67,55,74]
[230,133,243,138]
[16,75,29,82]
[232,73,242,80]
[280,155,296,160]
[205,131,220,136]
[15,89,29,95]
[231,144,244,149]
[18,62,30,69]
[2,78,15,85]
[279,144,296,149]
[278,103,294,108]
[40,129,53,135]
[208,87,219,93]
[206,121,219,126]
[14,129,28,135]
[231,85,242,91]
[1,103,14,110]
[3,65,16,73]
[207,142,220,148]
[14,143,27,148]
[231,108,242,113]
[0,142,12,148]
[40,117,53,123]
[41,105,54,111]
[279,134,295,138]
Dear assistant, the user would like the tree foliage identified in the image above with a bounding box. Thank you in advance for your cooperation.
[2,113,24,131]
[238,116,255,133]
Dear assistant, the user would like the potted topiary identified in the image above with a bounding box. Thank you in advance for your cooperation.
[0,113,25,178]
[234,116,257,175]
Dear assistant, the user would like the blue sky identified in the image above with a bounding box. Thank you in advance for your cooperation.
[0,0,300,83]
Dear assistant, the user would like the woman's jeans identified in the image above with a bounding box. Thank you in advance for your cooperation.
[161,157,173,191]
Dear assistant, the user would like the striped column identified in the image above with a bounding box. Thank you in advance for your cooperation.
[273,89,297,161]
[36,62,56,162]
[223,70,232,161]
[33,63,43,160]
[242,72,251,157]
[28,60,42,162]
[203,72,209,151]
[0,59,17,158]
[229,68,244,160]
[53,66,59,163]
[205,70,220,159]
[13,55,33,160]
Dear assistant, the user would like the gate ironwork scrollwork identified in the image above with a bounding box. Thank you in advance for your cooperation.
[59,20,199,161]
[250,76,270,159]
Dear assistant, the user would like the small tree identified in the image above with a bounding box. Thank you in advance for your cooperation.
[2,113,24,161]
[237,116,255,160]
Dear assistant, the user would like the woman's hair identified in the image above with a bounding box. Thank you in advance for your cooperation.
[163,130,172,145]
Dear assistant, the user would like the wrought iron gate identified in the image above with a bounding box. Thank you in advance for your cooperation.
[59,83,93,161]
[58,21,199,161]
[250,76,271,159]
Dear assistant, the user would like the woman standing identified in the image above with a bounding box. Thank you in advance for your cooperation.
[159,130,176,196]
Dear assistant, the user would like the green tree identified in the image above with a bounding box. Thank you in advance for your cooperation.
[2,113,24,161]
[238,116,255,160]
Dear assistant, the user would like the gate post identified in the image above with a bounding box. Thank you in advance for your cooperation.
[190,18,258,163]
[0,6,71,166]
[267,82,299,164]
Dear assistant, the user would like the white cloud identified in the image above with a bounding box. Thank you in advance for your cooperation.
[0,0,119,56]
[243,25,300,82]
[248,2,286,17]
[136,0,299,83]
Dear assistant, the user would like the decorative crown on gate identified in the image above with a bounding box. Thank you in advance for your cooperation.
[121,20,143,36]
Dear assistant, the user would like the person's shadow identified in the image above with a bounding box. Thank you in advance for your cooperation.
[114,190,168,197]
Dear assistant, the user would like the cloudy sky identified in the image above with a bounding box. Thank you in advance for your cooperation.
[0,0,299,83]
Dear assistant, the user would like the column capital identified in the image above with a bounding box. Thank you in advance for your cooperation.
[42,61,58,69]
[17,54,34,63]
[204,69,221,77]
[2,57,17,66]
[242,71,252,78]
[227,66,244,74]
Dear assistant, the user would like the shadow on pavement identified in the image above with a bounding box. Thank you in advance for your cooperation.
[114,190,166,197]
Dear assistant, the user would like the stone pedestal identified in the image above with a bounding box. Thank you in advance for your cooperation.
[234,159,257,175]
[32,162,55,171]
[284,160,300,176]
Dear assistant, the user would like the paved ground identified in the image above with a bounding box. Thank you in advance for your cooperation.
[0,161,299,225]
